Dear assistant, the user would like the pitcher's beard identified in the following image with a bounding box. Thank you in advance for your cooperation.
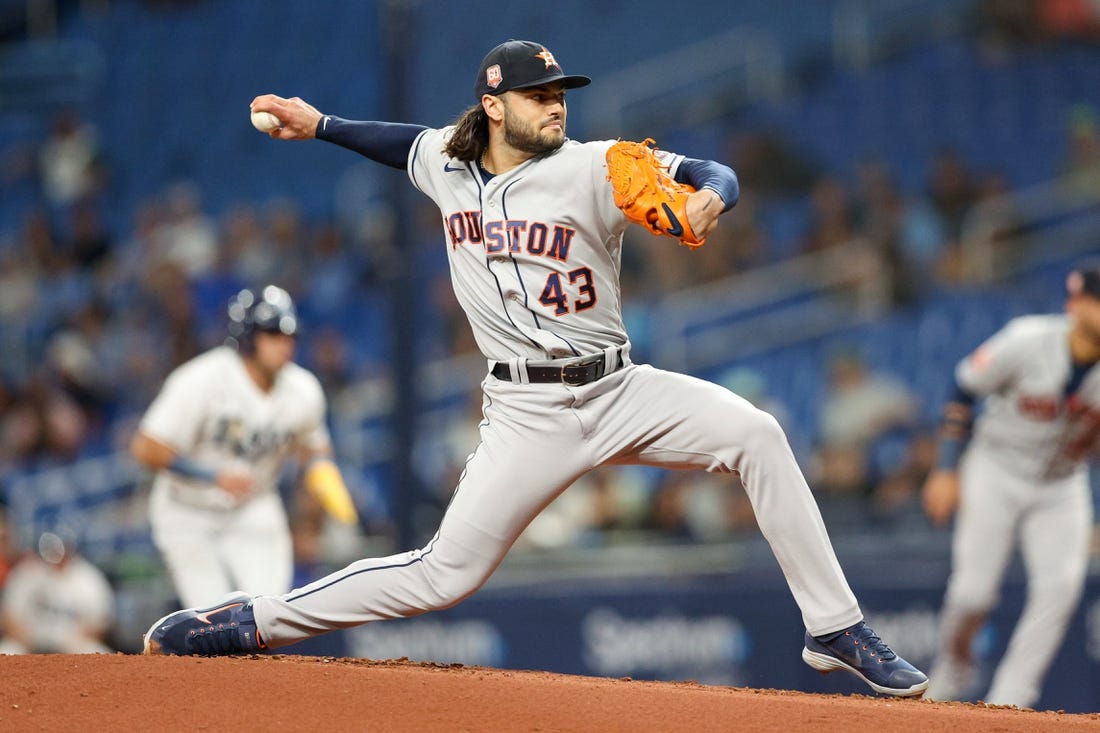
[503,109,565,155]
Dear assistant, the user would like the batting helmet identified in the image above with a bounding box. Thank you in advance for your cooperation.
[226,285,299,352]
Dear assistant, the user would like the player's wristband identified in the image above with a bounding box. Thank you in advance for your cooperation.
[935,436,965,471]
[167,456,218,483]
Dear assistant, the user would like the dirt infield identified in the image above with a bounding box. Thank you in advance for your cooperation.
[1,654,1098,732]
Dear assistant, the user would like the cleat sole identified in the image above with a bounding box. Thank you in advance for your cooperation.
[803,648,929,698]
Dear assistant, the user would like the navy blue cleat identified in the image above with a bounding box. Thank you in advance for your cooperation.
[143,592,266,656]
[802,621,929,697]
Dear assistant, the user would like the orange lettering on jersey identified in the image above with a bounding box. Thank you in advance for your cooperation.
[464,211,483,242]
[484,220,505,253]
[445,213,464,247]
[1017,395,1060,420]
[443,211,576,262]
[445,211,484,249]
[527,223,548,255]
[548,226,574,261]
[505,220,527,253]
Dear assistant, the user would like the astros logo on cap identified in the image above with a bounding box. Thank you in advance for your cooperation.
[535,48,558,69]
[486,64,502,89]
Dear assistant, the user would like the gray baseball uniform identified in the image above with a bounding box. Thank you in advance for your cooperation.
[928,314,1098,708]
[250,125,863,645]
[143,40,930,696]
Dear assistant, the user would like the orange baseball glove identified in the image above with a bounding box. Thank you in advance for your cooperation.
[605,138,704,248]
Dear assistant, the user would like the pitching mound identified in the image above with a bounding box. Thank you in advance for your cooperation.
[1,654,1097,732]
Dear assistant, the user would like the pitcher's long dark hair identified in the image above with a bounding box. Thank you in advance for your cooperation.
[443,103,489,162]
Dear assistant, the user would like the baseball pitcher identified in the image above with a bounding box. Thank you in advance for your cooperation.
[143,40,927,697]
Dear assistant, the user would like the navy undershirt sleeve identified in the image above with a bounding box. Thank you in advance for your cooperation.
[1065,359,1098,397]
[675,157,740,212]
[935,377,978,470]
[315,116,428,170]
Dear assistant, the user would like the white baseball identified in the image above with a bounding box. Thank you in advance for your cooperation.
[250,110,282,133]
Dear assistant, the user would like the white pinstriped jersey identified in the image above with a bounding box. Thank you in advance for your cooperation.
[958,314,1100,481]
[408,127,685,362]
[139,346,331,509]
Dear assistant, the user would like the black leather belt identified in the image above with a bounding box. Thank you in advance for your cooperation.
[491,351,623,386]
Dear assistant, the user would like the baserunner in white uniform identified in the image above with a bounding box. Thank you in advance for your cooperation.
[132,285,358,608]
[143,40,927,697]
[922,265,1100,708]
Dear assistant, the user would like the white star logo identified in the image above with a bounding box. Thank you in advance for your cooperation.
[534,49,558,69]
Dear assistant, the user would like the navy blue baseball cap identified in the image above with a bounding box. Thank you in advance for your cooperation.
[475,40,591,99]
[1067,265,1100,299]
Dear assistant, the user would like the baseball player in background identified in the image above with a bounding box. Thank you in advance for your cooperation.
[131,285,358,609]
[0,530,114,654]
[922,265,1100,708]
[143,40,927,697]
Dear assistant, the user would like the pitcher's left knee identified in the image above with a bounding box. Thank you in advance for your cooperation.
[735,408,792,459]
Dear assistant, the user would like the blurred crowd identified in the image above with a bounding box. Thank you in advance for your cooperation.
[3,85,1098,542]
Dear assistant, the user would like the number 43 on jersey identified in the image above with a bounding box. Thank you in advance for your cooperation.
[539,267,596,316]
